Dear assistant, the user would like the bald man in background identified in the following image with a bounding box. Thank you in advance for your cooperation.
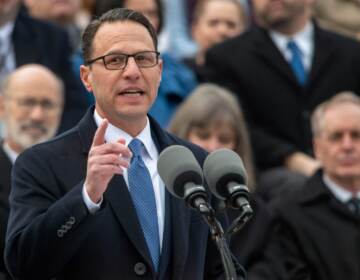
[0,64,64,279]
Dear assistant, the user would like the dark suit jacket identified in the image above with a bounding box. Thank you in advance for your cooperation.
[5,108,245,280]
[12,9,89,132]
[248,170,360,280]
[229,195,272,271]
[0,145,12,280]
[205,23,360,170]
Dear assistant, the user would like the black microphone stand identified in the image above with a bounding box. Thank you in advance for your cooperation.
[225,204,253,238]
[191,197,238,280]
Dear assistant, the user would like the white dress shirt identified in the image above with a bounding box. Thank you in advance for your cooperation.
[83,110,165,248]
[270,22,315,72]
[323,174,360,203]
[0,21,16,80]
[2,141,18,164]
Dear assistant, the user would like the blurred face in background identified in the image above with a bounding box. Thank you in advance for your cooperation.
[252,0,312,31]
[0,0,21,26]
[314,103,360,188]
[0,65,63,153]
[124,0,160,32]
[188,122,236,152]
[192,0,245,56]
[24,0,81,24]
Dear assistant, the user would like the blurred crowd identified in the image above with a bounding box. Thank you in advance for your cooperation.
[1,0,360,279]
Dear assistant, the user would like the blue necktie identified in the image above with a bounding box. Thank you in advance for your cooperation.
[287,40,307,86]
[128,139,160,270]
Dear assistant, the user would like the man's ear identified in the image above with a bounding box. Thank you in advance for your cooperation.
[313,137,321,161]
[157,58,163,86]
[0,94,5,120]
[80,65,93,92]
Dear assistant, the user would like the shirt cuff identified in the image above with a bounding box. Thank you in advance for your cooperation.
[82,185,103,214]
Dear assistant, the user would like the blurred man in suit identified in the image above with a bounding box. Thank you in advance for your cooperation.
[205,0,360,201]
[5,8,245,280]
[23,0,82,51]
[0,0,88,133]
[248,92,360,280]
[0,64,64,280]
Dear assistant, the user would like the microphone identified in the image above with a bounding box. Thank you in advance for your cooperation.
[203,148,252,212]
[157,145,210,213]
[159,146,239,277]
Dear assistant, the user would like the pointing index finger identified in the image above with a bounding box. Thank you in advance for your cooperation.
[92,119,108,147]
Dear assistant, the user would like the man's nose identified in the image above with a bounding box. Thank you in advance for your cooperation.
[122,57,141,79]
[217,23,231,38]
[29,104,46,121]
[341,134,355,149]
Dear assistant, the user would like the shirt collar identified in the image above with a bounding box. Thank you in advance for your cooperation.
[323,174,360,202]
[93,109,156,160]
[2,141,18,164]
[0,21,15,49]
[270,21,314,60]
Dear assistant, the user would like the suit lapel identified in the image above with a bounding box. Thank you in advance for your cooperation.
[252,27,299,86]
[77,111,192,276]
[168,194,190,278]
[307,25,335,88]
[150,118,191,278]
[77,109,155,271]
[105,175,155,270]
[157,190,172,279]
[300,171,360,221]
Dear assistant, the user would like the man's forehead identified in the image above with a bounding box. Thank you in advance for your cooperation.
[325,103,360,119]
[94,21,155,50]
[7,79,61,100]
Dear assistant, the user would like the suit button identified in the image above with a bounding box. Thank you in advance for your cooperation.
[57,229,64,238]
[68,216,75,224]
[134,262,147,276]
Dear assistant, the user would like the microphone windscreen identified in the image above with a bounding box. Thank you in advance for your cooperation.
[203,148,247,200]
[157,145,203,199]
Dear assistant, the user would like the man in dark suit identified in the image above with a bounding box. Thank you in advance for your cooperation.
[0,64,64,280]
[248,92,360,280]
[5,8,245,280]
[0,0,88,133]
[205,0,360,200]
[0,146,12,280]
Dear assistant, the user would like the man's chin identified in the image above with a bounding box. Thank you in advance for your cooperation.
[16,134,49,150]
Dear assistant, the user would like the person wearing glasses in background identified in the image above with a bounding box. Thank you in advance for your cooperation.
[0,64,64,280]
[5,8,245,280]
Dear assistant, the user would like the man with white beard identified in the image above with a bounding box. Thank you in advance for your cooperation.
[0,64,63,279]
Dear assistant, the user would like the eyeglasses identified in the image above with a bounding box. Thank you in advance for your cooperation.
[85,51,160,70]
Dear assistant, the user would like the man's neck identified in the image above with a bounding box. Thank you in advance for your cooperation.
[2,140,21,164]
[329,175,360,195]
[95,109,148,138]
[5,139,23,155]
[271,14,310,36]
[113,118,148,137]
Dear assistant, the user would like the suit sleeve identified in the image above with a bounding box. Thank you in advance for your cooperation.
[247,211,313,280]
[4,148,95,279]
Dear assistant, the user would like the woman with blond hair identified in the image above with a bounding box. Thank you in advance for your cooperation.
[168,83,271,270]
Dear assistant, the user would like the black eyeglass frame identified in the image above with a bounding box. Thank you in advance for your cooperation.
[85,51,160,70]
